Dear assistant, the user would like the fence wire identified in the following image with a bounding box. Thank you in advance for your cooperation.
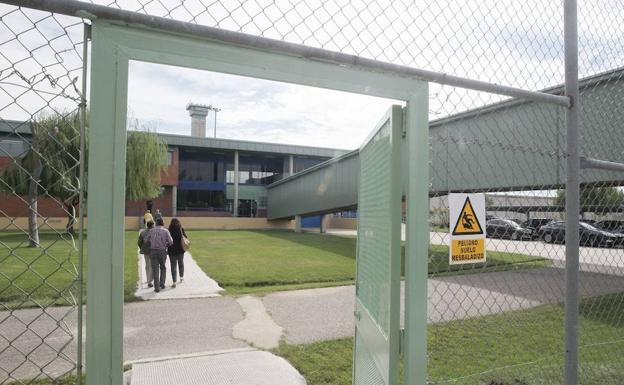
[0,4,84,383]
[0,1,622,385]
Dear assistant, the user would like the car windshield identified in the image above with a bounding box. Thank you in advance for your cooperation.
[504,220,521,228]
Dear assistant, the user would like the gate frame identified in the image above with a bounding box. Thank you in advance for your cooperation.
[88,20,429,385]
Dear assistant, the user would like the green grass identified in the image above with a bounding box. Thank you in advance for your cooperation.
[189,230,357,294]
[188,230,549,294]
[275,293,624,385]
[0,229,549,305]
[426,244,549,277]
[0,231,140,308]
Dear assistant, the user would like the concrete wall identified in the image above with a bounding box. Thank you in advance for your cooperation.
[0,216,293,231]
[0,192,71,217]
[160,147,179,186]
[174,217,293,230]
[327,217,357,230]
[125,186,175,217]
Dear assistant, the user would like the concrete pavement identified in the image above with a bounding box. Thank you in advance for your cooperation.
[129,349,306,385]
[327,227,624,273]
[263,266,624,344]
[135,251,223,300]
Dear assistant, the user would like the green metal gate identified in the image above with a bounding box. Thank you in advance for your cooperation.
[353,106,403,385]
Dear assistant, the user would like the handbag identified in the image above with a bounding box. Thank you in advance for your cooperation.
[182,235,191,251]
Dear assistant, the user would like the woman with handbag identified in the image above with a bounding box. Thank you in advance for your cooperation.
[167,218,189,287]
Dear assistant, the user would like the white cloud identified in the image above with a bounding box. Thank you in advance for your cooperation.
[127,60,401,149]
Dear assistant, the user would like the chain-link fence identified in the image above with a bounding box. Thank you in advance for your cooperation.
[1,0,622,384]
[0,2,86,382]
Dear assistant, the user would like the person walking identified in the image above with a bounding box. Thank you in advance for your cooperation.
[146,217,173,293]
[168,218,188,288]
[154,209,163,223]
[137,220,154,288]
[143,210,154,229]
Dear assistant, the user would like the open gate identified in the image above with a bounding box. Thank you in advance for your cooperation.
[353,106,403,385]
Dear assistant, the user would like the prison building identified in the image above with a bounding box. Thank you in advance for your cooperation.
[0,105,347,223]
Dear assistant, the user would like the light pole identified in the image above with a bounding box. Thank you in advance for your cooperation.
[211,106,221,138]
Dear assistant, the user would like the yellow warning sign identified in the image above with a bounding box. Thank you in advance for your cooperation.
[451,197,484,236]
[451,239,485,264]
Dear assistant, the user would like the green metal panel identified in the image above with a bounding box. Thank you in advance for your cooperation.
[353,105,403,385]
[266,150,360,219]
[404,85,430,385]
[87,22,128,385]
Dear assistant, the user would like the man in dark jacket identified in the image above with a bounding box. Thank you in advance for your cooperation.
[137,220,154,288]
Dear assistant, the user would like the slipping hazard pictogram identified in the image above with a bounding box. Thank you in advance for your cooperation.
[452,197,484,235]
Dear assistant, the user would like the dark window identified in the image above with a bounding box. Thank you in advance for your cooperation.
[227,153,286,185]
[176,189,227,211]
[293,156,327,173]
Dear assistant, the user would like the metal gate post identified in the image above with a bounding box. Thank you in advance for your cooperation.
[76,22,90,385]
[86,22,128,385]
[564,0,580,384]
[405,83,429,385]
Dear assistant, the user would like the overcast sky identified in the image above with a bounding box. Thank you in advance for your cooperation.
[127,61,402,150]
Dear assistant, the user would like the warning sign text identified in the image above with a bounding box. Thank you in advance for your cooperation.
[451,238,485,263]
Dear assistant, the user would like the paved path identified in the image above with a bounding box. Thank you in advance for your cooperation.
[129,349,306,385]
[136,252,223,300]
[263,267,624,344]
[327,227,624,273]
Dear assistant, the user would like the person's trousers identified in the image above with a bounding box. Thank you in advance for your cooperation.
[169,253,184,282]
[149,249,167,289]
[142,252,153,284]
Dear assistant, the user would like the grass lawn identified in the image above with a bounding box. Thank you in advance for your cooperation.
[275,293,624,385]
[188,230,549,294]
[189,230,356,294]
[0,229,549,305]
[0,231,140,309]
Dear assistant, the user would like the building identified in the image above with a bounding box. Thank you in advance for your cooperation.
[0,104,347,224]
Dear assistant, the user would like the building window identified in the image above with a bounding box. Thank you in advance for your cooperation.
[166,150,174,166]
[177,189,227,211]
[293,156,327,173]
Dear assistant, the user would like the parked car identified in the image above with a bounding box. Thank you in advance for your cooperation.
[520,218,554,239]
[538,221,619,247]
[595,220,624,247]
[595,220,624,233]
[486,219,533,240]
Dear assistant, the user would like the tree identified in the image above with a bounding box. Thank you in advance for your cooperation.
[1,112,167,246]
[553,186,624,213]
[125,124,168,202]
[2,112,82,246]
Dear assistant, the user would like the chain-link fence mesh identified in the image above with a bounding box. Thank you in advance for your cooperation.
[0,4,85,383]
[575,3,624,384]
[0,0,622,384]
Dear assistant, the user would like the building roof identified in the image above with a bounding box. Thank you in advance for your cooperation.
[0,120,349,158]
[157,133,349,157]
[0,120,32,135]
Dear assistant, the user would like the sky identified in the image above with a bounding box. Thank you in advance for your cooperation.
[127,61,402,150]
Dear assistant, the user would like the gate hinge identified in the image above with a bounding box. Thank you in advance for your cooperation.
[402,108,407,138]
[399,328,405,355]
